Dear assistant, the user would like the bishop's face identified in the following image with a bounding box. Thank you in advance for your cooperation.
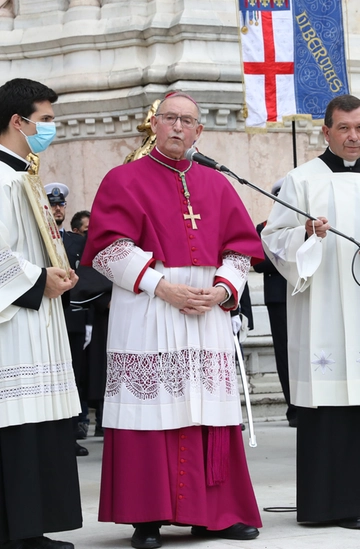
[322,107,360,162]
[150,96,203,160]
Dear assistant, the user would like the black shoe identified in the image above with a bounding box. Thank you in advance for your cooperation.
[25,537,74,549]
[131,524,162,549]
[191,522,259,540]
[338,517,360,529]
[76,422,89,440]
[94,426,104,437]
[75,442,89,456]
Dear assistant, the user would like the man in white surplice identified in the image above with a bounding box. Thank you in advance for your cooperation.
[262,94,360,528]
[0,78,82,549]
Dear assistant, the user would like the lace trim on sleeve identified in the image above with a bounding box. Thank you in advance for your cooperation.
[0,248,28,288]
[223,252,250,283]
[92,239,135,281]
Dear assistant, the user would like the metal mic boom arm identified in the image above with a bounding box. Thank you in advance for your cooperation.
[223,167,360,249]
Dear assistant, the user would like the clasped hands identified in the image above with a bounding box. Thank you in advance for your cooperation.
[44,267,78,298]
[155,278,227,315]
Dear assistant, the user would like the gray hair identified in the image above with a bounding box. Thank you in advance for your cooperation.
[156,91,201,123]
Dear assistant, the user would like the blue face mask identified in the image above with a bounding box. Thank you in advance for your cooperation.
[20,117,56,154]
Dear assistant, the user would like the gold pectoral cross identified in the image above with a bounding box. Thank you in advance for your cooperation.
[184,204,201,230]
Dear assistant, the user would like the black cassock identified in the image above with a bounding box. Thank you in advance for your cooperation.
[0,151,82,543]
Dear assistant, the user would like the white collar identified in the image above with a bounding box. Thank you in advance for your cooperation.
[343,159,357,167]
[329,147,357,167]
[0,144,30,168]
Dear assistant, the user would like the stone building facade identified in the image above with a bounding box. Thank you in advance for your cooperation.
[1,0,359,419]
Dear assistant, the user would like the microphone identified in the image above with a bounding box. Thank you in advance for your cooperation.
[185,147,229,172]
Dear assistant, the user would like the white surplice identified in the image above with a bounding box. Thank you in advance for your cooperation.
[93,239,249,431]
[262,158,360,407]
[0,163,80,428]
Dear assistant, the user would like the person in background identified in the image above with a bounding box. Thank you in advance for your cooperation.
[254,178,297,427]
[70,209,111,440]
[45,183,88,457]
[82,91,264,549]
[71,210,90,236]
[0,78,82,549]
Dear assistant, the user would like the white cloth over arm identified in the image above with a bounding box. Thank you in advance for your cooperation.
[261,167,322,292]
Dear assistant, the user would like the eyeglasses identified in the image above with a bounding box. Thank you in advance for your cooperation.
[155,112,198,129]
[51,202,67,208]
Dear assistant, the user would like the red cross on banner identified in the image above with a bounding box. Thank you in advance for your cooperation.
[239,0,349,128]
[239,6,297,129]
[243,12,294,122]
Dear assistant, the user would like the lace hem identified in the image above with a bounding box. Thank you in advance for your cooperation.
[0,380,78,401]
[0,360,74,381]
[0,361,76,400]
[106,349,237,400]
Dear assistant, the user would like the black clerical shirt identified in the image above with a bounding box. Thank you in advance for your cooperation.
[319,147,360,173]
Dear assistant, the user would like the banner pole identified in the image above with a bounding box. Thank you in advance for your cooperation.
[291,120,297,168]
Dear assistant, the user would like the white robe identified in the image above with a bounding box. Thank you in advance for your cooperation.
[262,158,360,408]
[93,240,248,430]
[0,163,80,428]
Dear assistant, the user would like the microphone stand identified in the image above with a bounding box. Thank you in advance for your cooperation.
[221,166,360,286]
[187,146,360,247]
[223,167,360,249]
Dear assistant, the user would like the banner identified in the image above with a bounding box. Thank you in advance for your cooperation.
[238,0,350,130]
